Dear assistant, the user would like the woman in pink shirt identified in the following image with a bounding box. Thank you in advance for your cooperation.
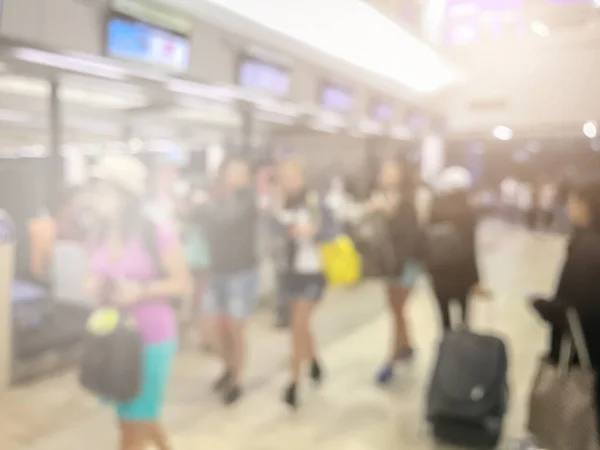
[85,154,189,450]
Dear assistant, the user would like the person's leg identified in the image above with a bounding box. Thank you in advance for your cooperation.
[375,282,413,385]
[118,340,176,450]
[225,316,245,402]
[433,282,453,332]
[147,421,172,450]
[194,272,213,351]
[212,314,233,390]
[119,422,147,450]
[222,269,259,405]
[458,293,471,329]
[391,284,412,355]
[275,269,291,328]
[285,299,317,408]
[204,276,233,390]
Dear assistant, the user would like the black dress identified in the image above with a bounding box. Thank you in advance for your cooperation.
[425,193,480,331]
[352,191,420,280]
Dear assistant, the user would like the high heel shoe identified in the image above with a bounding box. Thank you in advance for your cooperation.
[310,360,323,385]
[283,383,298,409]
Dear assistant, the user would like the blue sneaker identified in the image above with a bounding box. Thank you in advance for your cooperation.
[375,364,394,385]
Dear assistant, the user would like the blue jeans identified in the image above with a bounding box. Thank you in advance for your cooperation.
[203,269,259,319]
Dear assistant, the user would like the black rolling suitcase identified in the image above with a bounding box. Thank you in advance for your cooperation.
[426,329,509,449]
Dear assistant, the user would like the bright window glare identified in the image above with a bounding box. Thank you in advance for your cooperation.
[531,21,549,37]
[493,126,513,141]
[189,0,455,92]
[583,121,598,139]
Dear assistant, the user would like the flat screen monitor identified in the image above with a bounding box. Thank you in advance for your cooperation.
[320,83,354,112]
[369,100,394,121]
[237,56,290,97]
[106,13,190,72]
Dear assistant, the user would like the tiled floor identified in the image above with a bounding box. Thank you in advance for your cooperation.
[1,221,566,449]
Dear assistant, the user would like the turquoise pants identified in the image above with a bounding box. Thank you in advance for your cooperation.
[116,339,177,421]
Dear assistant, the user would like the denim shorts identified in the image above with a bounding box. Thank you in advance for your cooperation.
[282,273,326,303]
[203,269,259,319]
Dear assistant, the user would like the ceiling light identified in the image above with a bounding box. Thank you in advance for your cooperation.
[390,124,413,141]
[583,121,598,139]
[358,118,383,135]
[531,21,550,37]
[168,80,236,103]
[308,119,338,133]
[492,126,513,141]
[0,109,31,124]
[256,112,295,125]
[12,48,128,80]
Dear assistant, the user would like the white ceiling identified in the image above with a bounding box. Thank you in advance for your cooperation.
[157,0,455,97]
[438,3,600,138]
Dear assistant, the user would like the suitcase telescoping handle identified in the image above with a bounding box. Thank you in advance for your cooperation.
[457,288,495,332]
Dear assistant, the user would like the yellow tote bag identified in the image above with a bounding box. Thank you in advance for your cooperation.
[307,192,361,286]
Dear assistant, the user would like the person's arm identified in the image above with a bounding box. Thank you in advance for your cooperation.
[315,199,340,242]
[115,227,191,305]
[142,241,190,300]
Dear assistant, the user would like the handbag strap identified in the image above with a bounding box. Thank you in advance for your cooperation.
[559,308,592,372]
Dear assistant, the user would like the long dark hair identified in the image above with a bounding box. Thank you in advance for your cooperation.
[93,184,145,244]
[372,157,416,200]
[213,156,253,196]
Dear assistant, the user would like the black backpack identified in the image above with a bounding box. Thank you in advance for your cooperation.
[79,309,144,402]
[425,220,467,269]
[427,330,509,449]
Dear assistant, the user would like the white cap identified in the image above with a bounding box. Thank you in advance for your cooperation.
[91,154,148,197]
[436,166,473,194]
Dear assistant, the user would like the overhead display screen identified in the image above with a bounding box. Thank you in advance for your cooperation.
[443,0,526,45]
[320,83,354,112]
[369,99,394,121]
[237,57,291,97]
[106,14,190,71]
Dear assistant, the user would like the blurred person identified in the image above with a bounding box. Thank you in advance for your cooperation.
[349,159,421,385]
[425,166,487,332]
[264,177,293,329]
[56,187,95,242]
[516,180,533,228]
[196,157,258,405]
[325,175,350,221]
[174,180,212,350]
[28,207,56,280]
[273,160,338,408]
[500,176,519,223]
[531,179,600,432]
[538,182,557,231]
[85,154,189,450]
